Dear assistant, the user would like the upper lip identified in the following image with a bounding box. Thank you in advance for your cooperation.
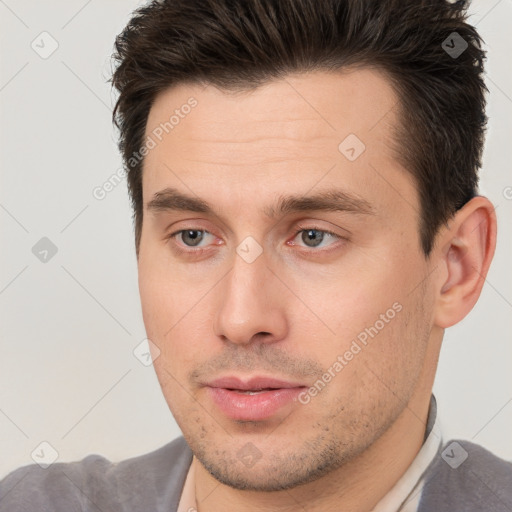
[206,376,306,390]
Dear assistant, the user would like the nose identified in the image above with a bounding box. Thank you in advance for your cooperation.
[213,249,288,346]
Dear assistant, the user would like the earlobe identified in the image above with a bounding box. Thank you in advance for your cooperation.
[434,196,497,328]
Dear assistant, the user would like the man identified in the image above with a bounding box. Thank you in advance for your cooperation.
[1,0,510,510]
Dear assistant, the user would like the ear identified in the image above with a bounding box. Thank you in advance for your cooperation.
[433,196,497,328]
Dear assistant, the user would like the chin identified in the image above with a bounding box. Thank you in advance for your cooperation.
[188,433,357,492]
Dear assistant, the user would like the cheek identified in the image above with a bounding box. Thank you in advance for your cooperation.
[308,296,429,428]
[295,249,429,384]
[138,253,212,382]
[138,242,190,335]
[300,271,402,347]
[138,265,168,342]
[152,355,203,430]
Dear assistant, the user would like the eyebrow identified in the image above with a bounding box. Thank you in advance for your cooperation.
[146,187,376,219]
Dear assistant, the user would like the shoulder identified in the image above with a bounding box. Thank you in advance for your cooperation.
[0,436,192,512]
[419,439,512,512]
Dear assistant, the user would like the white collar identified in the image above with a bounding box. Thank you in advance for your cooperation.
[371,394,443,512]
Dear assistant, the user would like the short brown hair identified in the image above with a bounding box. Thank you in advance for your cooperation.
[110,0,487,256]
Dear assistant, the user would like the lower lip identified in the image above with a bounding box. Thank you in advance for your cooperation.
[206,387,305,421]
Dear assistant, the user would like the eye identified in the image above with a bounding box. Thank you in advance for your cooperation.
[166,225,345,256]
[289,226,343,249]
[169,229,216,249]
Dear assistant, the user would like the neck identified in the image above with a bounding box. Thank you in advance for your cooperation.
[193,391,433,512]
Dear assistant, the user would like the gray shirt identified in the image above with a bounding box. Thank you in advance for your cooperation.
[1,398,511,511]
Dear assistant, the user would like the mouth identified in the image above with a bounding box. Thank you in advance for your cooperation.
[227,388,279,395]
[204,376,308,421]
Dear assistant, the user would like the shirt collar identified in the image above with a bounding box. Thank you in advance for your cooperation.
[371,394,443,512]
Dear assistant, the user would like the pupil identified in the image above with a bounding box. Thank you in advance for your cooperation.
[303,229,323,247]
[184,230,203,246]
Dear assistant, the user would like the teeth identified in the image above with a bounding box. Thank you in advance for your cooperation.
[233,389,272,395]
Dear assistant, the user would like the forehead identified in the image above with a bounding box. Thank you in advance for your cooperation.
[144,67,398,149]
[141,68,416,224]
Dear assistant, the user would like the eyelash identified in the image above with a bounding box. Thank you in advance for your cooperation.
[166,224,345,257]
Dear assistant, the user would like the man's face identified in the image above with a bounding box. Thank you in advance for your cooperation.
[138,69,437,490]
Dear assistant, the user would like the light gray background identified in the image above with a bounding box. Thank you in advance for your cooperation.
[0,0,511,479]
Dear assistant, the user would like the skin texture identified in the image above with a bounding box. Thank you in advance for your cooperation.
[137,68,496,512]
